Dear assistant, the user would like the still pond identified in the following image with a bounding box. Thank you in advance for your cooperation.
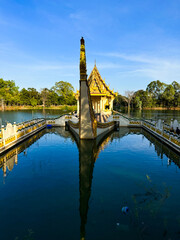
[0,127,180,240]
[0,109,180,126]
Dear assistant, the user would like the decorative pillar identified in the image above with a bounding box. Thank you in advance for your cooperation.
[13,122,17,140]
[100,99,102,114]
[1,126,5,146]
[102,99,104,112]
[77,98,79,115]
[79,37,97,139]
[111,99,113,110]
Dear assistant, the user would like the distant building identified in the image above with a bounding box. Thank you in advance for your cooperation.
[75,63,116,114]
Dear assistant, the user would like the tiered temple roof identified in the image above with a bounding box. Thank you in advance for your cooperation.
[75,64,116,99]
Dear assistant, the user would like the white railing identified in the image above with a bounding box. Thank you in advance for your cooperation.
[0,119,46,149]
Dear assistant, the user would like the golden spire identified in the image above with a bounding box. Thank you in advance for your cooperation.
[80,37,87,81]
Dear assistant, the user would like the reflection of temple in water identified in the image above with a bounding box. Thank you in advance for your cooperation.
[0,129,45,178]
[0,127,179,239]
[0,128,76,179]
[77,128,180,239]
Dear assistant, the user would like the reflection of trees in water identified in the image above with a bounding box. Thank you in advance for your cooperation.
[114,127,180,168]
[0,127,179,239]
[141,129,180,168]
[78,128,179,240]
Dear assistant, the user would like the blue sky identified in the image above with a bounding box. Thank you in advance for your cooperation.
[0,0,180,94]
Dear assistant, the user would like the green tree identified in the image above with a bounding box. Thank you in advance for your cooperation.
[47,90,59,106]
[113,94,127,109]
[133,90,153,108]
[146,80,167,106]
[27,88,41,105]
[134,96,142,109]
[0,78,19,106]
[20,88,30,105]
[30,97,38,107]
[41,88,50,107]
[172,81,180,107]
[52,81,76,105]
[162,85,175,107]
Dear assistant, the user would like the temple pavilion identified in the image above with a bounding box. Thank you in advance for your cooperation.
[75,63,116,115]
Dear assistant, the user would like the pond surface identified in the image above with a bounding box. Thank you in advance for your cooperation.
[0,109,70,126]
[121,109,180,124]
[0,128,180,240]
[0,109,180,127]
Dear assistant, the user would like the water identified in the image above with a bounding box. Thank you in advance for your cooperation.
[0,127,180,240]
[0,109,180,128]
[0,109,71,126]
[121,109,180,124]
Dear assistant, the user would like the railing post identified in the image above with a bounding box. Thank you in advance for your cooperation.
[13,122,17,140]
[1,125,5,146]
[65,121,69,131]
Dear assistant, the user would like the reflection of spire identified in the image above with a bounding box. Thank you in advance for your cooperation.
[78,132,113,240]
[78,130,116,239]
[79,140,96,240]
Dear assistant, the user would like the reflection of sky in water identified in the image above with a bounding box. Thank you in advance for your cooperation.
[0,128,179,240]
[126,109,180,124]
[0,109,180,127]
[104,134,151,153]
[0,109,69,126]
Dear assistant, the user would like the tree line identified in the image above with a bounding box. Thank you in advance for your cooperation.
[1,78,179,109]
[0,78,76,107]
[114,80,180,110]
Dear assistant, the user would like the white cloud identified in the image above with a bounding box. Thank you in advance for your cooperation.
[69,13,84,20]
[94,51,180,83]
[95,51,180,65]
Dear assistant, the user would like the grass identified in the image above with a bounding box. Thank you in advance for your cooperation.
[0,105,77,111]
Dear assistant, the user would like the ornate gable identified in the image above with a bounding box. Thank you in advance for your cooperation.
[88,64,116,97]
[75,64,116,100]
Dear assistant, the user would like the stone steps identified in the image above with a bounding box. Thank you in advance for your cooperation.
[95,114,110,123]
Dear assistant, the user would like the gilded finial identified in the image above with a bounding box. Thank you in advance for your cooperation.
[81,37,85,45]
[80,37,87,80]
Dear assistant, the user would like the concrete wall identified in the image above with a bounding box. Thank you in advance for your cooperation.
[46,115,78,127]
[107,115,129,126]
[79,81,95,139]
[0,119,46,154]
